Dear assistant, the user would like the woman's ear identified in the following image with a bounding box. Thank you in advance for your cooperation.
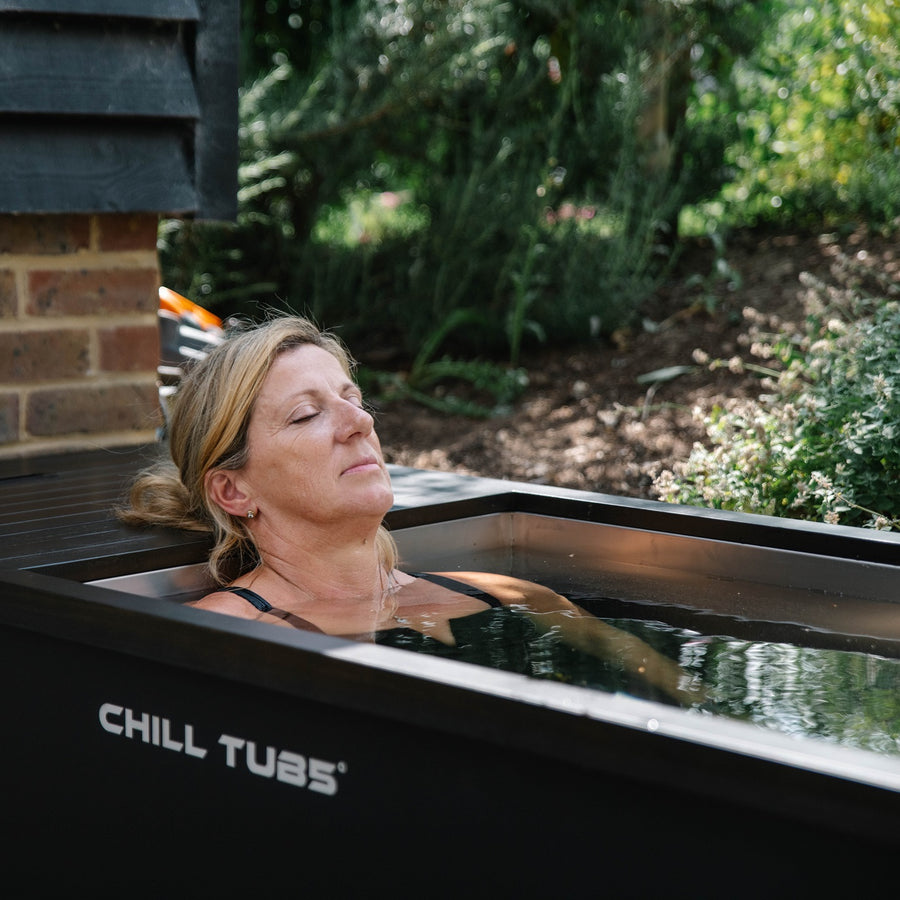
[205,469,252,518]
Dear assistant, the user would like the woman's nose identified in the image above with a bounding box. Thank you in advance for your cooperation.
[337,399,374,438]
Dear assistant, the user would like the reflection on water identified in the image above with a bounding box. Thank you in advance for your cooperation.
[544,616,900,761]
[383,604,900,758]
[678,625,900,757]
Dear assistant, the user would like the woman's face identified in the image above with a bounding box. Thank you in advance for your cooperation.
[237,343,393,530]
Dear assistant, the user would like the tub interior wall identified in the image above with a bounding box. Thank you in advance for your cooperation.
[88,512,900,649]
[400,514,900,649]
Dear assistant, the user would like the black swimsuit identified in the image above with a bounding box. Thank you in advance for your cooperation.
[227,572,503,635]
[227,572,537,671]
[228,574,692,707]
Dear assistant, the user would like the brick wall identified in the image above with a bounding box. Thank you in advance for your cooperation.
[0,213,162,458]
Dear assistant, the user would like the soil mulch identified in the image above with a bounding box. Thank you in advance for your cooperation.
[373,227,899,500]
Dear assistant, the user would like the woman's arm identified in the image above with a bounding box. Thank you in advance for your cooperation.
[430,571,705,705]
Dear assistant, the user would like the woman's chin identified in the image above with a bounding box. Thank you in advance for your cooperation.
[353,484,395,518]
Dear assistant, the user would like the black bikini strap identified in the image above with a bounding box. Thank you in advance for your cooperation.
[413,572,504,608]
[228,586,271,611]
[228,587,325,633]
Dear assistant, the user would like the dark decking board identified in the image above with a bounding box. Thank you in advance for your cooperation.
[0,445,211,576]
[0,447,508,578]
[4,444,900,578]
[0,447,501,578]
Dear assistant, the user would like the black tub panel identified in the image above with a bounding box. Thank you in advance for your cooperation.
[3,617,899,897]
[4,450,900,894]
[3,565,900,896]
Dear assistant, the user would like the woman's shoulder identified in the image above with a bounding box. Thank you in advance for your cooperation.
[423,571,573,612]
[187,588,261,618]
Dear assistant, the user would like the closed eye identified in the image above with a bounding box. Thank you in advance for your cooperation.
[345,394,368,412]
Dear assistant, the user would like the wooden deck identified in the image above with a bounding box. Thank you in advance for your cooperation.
[0,445,210,577]
[4,441,900,582]
[0,443,529,579]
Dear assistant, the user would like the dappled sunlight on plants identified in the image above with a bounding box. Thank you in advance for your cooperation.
[718,0,900,230]
[160,2,900,534]
[654,232,900,530]
[313,189,427,247]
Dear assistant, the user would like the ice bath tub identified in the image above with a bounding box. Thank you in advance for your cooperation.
[2,450,899,895]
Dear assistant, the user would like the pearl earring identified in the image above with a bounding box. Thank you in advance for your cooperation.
[247,510,256,519]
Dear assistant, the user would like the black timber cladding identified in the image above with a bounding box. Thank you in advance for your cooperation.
[0,0,238,219]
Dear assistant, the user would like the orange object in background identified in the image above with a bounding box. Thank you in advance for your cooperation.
[157,287,225,438]
[159,286,223,332]
[157,285,224,374]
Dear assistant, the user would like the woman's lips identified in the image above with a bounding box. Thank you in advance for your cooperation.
[341,455,380,475]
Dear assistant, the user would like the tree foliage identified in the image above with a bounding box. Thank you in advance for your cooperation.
[718,0,900,228]
[158,1,900,523]
[652,0,900,528]
[160,0,767,361]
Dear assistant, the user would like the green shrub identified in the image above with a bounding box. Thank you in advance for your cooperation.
[719,0,900,230]
[161,0,766,371]
[654,243,900,530]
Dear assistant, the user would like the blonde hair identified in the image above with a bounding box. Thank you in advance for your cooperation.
[120,315,398,583]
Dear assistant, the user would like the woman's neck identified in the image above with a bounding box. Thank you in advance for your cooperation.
[252,536,389,609]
